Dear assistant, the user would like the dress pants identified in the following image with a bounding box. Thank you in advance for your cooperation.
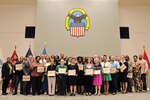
[110,73,118,93]
[31,76,42,95]
[14,75,23,94]
[2,77,10,94]
[141,74,147,91]
[57,74,66,95]
[23,81,31,95]
[84,76,93,93]
[48,76,56,95]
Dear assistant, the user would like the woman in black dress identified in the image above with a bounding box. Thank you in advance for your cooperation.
[68,58,79,96]
[120,56,129,93]
[77,56,84,95]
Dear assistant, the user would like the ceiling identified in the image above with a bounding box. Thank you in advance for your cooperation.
[119,0,150,6]
[0,0,150,6]
[0,0,36,5]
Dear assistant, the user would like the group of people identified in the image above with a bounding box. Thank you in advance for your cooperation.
[1,53,149,96]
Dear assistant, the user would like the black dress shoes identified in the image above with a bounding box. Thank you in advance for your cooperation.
[2,93,8,95]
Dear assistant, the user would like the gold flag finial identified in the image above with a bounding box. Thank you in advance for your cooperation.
[143,45,145,50]
[44,42,46,48]
[15,42,17,49]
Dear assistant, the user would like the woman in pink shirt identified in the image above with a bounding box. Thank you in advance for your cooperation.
[31,56,44,95]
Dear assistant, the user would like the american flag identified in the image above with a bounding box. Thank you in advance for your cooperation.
[70,23,85,37]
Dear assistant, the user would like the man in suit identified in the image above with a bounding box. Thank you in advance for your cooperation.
[1,57,13,95]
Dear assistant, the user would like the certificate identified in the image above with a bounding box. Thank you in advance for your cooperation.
[110,68,117,74]
[120,64,127,72]
[68,70,76,76]
[85,69,93,75]
[48,71,56,76]
[22,75,30,81]
[127,73,133,78]
[94,70,101,75]
[103,68,110,74]
[58,68,66,74]
[16,64,23,70]
[78,65,83,71]
[37,67,45,73]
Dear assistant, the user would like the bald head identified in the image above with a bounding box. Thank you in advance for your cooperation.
[139,54,143,60]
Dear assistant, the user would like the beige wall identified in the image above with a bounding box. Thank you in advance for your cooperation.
[35,0,121,56]
[0,0,36,60]
[119,4,150,57]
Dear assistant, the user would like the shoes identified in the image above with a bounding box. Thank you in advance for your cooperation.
[86,93,91,96]
[70,93,73,96]
[49,94,54,96]
[81,92,84,95]
[105,92,108,95]
[97,93,101,96]
[112,92,116,95]
[86,93,88,96]
[89,93,91,96]
[2,93,8,95]
[94,93,97,95]
[73,93,76,96]
[12,93,17,95]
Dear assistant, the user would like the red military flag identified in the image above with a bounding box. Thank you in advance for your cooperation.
[143,46,150,69]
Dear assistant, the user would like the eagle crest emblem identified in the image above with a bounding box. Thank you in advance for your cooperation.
[65,8,90,37]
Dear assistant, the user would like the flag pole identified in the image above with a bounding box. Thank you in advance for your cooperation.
[29,44,31,48]
[15,42,17,50]
[44,42,46,48]
[143,45,145,50]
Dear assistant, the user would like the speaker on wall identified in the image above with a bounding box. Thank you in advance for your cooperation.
[120,27,129,39]
[25,26,35,38]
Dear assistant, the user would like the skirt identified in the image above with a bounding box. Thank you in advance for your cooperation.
[102,74,112,81]
[68,76,77,85]
[93,74,102,86]
[77,71,84,85]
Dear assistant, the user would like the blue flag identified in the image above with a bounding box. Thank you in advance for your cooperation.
[25,48,33,57]
[42,47,47,55]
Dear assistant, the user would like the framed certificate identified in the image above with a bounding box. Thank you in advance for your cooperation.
[94,70,101,75]
[48,71,56,76]
[120,64,127,72]
[127,73,133,78]
[16,64,23,70]
[85,69,93,75]
[78,65,83,71]
[103,68,110,74]
[68,70,76,76]
[58,68,66,74]
[22,75,30,81]
[110,68,117,74]
[37,67,45,73]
